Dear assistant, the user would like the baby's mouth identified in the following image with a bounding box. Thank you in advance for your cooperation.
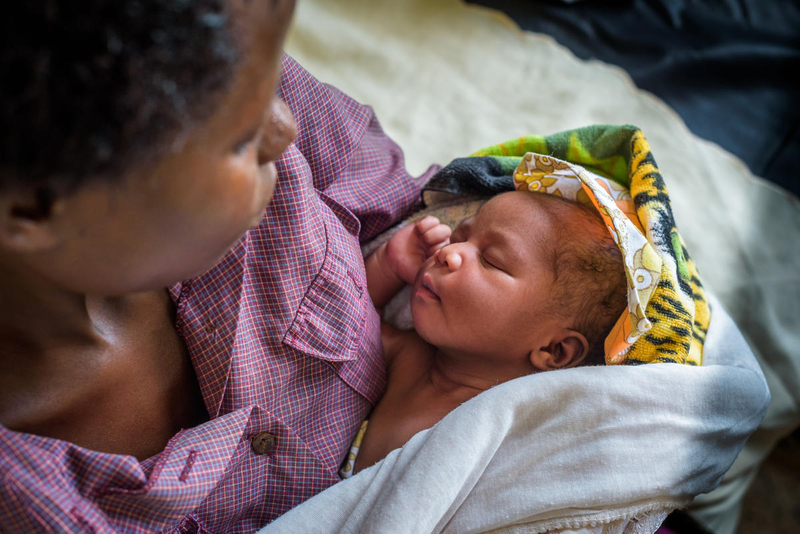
[420,274,441,301]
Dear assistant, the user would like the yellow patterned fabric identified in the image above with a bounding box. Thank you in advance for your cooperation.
[471,126,709,366]
[339,420,369,479]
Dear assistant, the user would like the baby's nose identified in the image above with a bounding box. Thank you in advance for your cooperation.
[435,245,462,271]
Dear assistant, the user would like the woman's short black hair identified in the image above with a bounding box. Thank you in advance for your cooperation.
[1,1,242,194]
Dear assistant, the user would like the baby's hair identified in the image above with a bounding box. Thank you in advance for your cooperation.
[532,193,628,366]
[1,1,244,195]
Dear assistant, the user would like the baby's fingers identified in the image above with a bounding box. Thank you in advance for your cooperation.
[414,215,443,235]
[421,224,451,255]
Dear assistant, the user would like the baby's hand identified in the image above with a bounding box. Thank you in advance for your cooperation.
[384,216,451,285]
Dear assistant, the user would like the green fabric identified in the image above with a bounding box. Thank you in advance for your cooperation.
[471,125,638,184]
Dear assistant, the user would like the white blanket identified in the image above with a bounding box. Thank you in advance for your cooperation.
[259,294,768,534]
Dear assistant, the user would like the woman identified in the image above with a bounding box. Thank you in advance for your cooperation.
[0,1,433,531]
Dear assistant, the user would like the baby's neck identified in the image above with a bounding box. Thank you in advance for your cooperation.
[428,349,504,398]
[428,343,538,395]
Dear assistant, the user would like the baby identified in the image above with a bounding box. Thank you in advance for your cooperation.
[350,190,627,475]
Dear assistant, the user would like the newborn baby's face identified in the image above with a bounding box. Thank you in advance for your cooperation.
[410,191,561,360]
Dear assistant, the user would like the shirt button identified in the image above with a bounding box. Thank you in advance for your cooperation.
[251,432,276,455]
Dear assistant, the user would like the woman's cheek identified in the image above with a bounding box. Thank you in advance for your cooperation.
[258,162,278,207]
[217,159,266,227]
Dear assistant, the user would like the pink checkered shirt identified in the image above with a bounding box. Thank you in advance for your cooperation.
[0,56,437,533]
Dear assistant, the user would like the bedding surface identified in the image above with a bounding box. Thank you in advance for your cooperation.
[284,1,800,532]
[468,0,800,197]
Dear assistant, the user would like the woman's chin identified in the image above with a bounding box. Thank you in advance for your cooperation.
[165,241,243,288]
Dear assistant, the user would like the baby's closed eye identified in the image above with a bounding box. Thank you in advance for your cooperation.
[481,253,502,270]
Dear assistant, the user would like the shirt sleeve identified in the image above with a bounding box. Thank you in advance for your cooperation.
[278,55,440,243]
[323,85,440,242]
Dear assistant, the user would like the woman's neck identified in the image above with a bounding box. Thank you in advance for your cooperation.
[0,252,166,355]
[0,258,103,357]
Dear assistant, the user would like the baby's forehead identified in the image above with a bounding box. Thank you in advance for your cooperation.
[471,191,555,229]
[465,191,602,250]
[455,195,552,251]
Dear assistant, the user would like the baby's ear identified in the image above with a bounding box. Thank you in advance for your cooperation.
[530,329,589,371]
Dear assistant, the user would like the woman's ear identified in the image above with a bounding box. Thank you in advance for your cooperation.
[0,188,63,252]
[530,329,589,371]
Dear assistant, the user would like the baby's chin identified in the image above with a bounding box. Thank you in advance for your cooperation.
[409,299,440,346]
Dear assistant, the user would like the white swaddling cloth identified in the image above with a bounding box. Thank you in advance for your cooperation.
[259,294,769,534]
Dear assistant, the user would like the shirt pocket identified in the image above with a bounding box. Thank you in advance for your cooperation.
[282,193,368,363]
